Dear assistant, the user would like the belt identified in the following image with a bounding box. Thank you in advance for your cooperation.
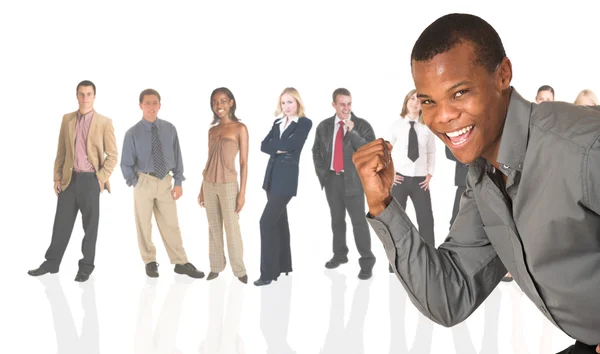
[143,172,159,178]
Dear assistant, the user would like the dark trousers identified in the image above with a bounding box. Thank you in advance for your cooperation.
[42,172,100,275]
[259,191,293,281]
[557,341,598,353]
[450,186,467,228]
[391,174,435,246]
[324,172,375,271]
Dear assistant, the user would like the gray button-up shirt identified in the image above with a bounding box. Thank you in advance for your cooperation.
[367,88,600,345]
[121,118,186,187]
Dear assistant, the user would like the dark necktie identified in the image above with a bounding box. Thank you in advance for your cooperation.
[151,124,167,179]
[333,121,345,172]
[408,121,419,162]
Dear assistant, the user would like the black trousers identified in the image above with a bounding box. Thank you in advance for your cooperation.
[42,172,100,275]
[391,174,435,246]
[324,172,375,271]
[259,191,293,281]
[449,186,467,228]
[557,341,597,353]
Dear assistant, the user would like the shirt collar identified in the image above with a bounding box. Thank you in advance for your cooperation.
[276,116,299,124]
[334,113,352,124]
[77,109,94,121]
[496,88,531,173]
[141,117,160,130]
[403,114,419,124]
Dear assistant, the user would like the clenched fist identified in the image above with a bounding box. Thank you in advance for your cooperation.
[352,138,395,216]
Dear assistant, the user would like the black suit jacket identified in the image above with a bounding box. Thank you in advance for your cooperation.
[312,113,375,196]
[445,146,469,187]
[261,117,313,197]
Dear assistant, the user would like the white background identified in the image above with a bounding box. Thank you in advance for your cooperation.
[1,0,599,353]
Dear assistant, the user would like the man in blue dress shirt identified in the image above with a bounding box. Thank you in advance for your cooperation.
[121,88,204,279]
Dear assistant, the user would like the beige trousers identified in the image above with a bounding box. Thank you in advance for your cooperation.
[134,173,188,264]
[203,181,246,277]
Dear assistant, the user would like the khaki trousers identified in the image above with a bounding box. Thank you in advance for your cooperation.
[203,181,246,277]
[134,173,188,264]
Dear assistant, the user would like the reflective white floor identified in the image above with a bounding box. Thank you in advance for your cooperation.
[7,262,575,353]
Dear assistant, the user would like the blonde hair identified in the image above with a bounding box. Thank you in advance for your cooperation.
[275,87,306,117]
[400,89,424,124]
[574,89,599,106]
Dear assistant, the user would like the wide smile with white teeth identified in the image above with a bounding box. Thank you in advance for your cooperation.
[445,125,474,145]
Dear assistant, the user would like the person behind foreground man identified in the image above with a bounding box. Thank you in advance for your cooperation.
[353,13,600,354]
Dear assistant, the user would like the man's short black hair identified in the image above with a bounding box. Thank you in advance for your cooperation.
[538,85,555,96]
[76,80,96,95]
[411,13,506,73]
[332,88,351,103]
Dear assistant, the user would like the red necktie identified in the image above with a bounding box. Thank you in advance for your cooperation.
[333,121,345,173]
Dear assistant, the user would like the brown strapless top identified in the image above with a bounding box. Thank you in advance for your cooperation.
[202,135,239,183]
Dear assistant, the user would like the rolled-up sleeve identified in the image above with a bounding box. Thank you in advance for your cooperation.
[367,176,506,327]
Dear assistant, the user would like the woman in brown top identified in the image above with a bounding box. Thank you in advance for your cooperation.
[198,87,248,284]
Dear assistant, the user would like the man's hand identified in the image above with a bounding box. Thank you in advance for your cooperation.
[393,174,404,185]
[172,186,183,200]
[596,344,599,353]
[198,190,204,207]
[352,138,395,216]
[344,119,355,131]
[419,174,432,191]
[54,181,61,196]
[235,194,245,213]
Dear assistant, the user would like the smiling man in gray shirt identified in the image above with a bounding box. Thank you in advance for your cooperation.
[353,14,600,354]
[121,88,205,279]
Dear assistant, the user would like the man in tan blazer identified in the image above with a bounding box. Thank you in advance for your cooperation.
[28,80,118,282]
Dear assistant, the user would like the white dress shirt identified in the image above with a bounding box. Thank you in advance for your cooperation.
[385,115,436,177]
[330,115,349,171]
[276,115,299,138]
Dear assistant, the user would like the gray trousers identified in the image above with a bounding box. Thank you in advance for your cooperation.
[43,172,100,275]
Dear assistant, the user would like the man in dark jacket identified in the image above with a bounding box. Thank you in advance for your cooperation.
[312,88,376,280]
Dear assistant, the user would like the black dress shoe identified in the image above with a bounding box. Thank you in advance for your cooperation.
[358,269,373,280]
[206,272,219,280]
[253,279,272,286]
[146,262,159,278]
[28,266,57,277]
[325,258,348,269]
[74,273,90,282]
[174,263,205,279]
[238,275,248,284]
[501,275,514,282]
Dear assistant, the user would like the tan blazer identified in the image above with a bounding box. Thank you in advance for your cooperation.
[53,110,118,193]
